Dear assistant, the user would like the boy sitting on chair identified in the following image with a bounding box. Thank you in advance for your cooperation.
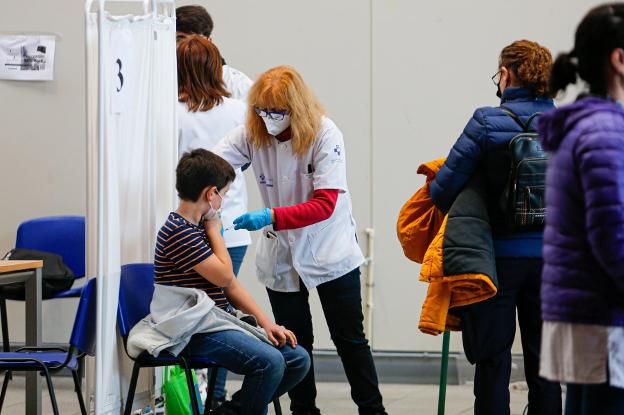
[155,149,310,415]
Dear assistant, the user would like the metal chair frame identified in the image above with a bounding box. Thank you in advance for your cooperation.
[0,345,88,415]
[0,277,95,415]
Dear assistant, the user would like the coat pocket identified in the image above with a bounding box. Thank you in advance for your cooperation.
[255,229,278,277]
[307,218,352,268]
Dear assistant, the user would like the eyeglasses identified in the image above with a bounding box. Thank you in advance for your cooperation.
[254,107,289,121]
[491,71,502,86]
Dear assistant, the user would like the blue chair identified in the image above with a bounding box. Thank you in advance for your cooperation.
[0,216,87,353]
[0,278,95,415]
[118,263,282,415]
[118,263,217,415]
[15,216,86,298]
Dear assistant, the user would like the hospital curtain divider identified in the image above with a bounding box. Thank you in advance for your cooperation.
[85,8,99,412]
[85,1,177,413]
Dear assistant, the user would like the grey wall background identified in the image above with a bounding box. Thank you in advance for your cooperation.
[0,0,86,344]
[0,0,601,359]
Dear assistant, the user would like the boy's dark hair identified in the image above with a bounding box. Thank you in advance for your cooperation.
[176,149,235,202]
[176,5,214,37]
[550,3,624,96]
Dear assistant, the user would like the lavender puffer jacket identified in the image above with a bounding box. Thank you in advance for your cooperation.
[540,97,624,326]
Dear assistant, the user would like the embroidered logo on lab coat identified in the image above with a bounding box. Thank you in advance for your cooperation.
[259,174,273,187]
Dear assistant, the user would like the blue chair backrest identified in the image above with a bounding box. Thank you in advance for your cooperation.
[16,216,86,278]
[117,263,155,339]
[70,278,96,356]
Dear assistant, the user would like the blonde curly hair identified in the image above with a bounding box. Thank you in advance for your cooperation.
[500,40,553,97]
[246,65,325,157]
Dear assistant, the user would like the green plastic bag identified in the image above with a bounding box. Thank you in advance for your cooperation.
[162,366,204,415]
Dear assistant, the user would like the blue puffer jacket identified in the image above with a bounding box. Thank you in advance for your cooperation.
[430,87,555,258]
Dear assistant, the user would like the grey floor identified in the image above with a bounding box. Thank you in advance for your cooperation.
[2,376,84,415]
[234,380,533,415]
[2,376,537,415]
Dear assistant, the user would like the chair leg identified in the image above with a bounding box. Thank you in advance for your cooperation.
[273,398,282,415]
[181,359,201,415]
[41,367,60,415]
[72,369,88,415]
[0,300,11,383]
[203,368,218,415]
[0,371,11,412]
[124,363,141,415]
[0,299,9,353]
[78,356,85,384]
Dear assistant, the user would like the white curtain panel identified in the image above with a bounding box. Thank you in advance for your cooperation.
[111,16,155,264]
[150,15,178,397]
[151,15,178,236]
[85,10,100,410]
[86,5,177,414]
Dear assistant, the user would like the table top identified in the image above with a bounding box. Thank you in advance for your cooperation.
[0,260,43,273]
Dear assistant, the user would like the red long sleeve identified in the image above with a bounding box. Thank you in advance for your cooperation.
[273,189,339,231]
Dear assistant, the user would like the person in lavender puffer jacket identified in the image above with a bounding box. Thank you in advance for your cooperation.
[539,4,624,415]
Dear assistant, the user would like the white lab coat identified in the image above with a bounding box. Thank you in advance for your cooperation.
[177,98,251,248]
[213,117,365,292]
[222,64,253,101]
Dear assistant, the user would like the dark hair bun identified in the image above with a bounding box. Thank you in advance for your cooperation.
[549,52,578,96]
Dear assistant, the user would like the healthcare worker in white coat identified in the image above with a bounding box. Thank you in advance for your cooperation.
[176,34,251,407]
[176,5,253,101]
[214,65,388,415]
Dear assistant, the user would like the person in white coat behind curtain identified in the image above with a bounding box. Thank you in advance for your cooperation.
[176,5,253,101]
[176,34,251,408]
[214,65,387,415]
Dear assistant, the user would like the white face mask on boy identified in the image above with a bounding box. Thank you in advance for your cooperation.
[203,189,223,221]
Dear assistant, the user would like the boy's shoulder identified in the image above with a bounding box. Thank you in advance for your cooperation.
[159,212,190,236]
[167,212,187,226]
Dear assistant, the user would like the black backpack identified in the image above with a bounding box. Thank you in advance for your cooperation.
[1,249,75,300]
[500,106,549,230]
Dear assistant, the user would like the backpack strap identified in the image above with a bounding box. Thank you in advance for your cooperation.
[500,106,541,133]
[524,112,542,132]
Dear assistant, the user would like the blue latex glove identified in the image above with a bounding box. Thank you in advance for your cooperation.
[234,208,273,231]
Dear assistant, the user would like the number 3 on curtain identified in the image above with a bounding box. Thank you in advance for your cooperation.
[115,59,124,92]
[110,29,134,114]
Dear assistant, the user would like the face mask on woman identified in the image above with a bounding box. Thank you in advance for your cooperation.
[254,107,291,136]
[263,115,291,136]
[492,70,503,98]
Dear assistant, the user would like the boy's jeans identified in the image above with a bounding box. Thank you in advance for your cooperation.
[182,329,310,415]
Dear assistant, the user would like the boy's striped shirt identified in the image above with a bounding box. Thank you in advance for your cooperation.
[155,212,229,309]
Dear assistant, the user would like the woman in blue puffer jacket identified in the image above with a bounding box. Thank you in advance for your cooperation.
[538,4,624,415]
[430,40,562,415]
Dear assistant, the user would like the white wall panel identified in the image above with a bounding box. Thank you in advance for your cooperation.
[0,0,86,344]
[371,0,605,352]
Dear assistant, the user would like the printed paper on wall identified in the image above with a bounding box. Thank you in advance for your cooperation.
[0,35,56,81]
